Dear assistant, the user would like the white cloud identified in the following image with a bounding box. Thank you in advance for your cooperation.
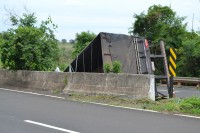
[1,0,200,40]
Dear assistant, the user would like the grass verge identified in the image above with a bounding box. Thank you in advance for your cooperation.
[66,93,200,116]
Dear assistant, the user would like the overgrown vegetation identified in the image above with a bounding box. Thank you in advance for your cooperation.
[0,12,59,71]
[0,54,2,69]
[130,5,186,49]
[51,89,62,94]
[72,31,96,59]
[177,33,200,77]
[103,60,122,73]
[63,76,68,85]
[57,43,73,71]
[0,5,200,77]
[103,63,111,73]
[130,5,200,77]
[112,60,122,73]
[55,31,96,71]
[179,97,200,115]
[66,93,200,116]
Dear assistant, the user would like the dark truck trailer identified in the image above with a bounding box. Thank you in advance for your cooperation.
[65,32,153,74]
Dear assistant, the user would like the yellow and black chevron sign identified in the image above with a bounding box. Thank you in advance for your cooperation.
[169,48,177,77]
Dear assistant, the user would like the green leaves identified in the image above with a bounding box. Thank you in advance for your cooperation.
[103,60,122,73]
[103,63,111,73]
[130,4,200,77]
[72,31,96,58]
[179,97,200,115]
[177,33,200,77]
[130,5,186,48]
[112,60,122,73]
[0,12,58,71]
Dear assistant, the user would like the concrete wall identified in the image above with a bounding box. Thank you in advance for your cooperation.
[0,70,155,100]
[0,70,67,91]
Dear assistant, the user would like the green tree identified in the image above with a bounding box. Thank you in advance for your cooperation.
[69,39,75,44]
[130,5,187,49]
[72,31,96,58]
[61,39,67,44]
[177,32,200,77]
[0,33,2,68]
[0,12,59,71]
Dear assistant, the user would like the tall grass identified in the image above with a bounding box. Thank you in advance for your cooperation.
[66,93,200,116]
[146,96,200,115]
[57,43,74,71]
[179,96,200,115]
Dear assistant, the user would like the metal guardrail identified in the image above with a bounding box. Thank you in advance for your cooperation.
[174,77,200,87]
[160,77,200,87]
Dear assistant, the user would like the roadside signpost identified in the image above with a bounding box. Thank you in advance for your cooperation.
[169,48,177,98]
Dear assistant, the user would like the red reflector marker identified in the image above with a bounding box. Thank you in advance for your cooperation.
[145,39,149,48]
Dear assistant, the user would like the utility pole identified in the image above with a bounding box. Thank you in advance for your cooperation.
[192,13,194,32]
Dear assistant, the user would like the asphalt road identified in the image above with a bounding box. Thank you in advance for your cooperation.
[0,88,200,133]
[157,85,200,98]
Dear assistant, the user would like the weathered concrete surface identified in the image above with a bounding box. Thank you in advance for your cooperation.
[0,70,67,91]
[63,73,155,100]
[0,70,155,100]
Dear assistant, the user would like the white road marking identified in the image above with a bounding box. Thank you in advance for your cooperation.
[24,120,80,133]
[1,88,199,120]
[73,100,159,113]
[74,100,200,119]
[158,90,180,93]
[174,114,200,119]
[0,88,65,99]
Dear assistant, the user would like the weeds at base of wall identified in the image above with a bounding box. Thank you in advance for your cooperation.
[51,89,62,94]
[63,76,68,85]
[103,64,111,73]
[112,60,122,73]
[103,60,122,73]
[66,93,150,108]
[65,93,200,116]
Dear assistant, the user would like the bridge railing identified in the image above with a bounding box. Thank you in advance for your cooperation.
[174,77,200,87]
[160,77,200,87]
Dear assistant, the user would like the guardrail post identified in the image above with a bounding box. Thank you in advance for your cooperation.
[197,83,200,88]
[168,76,174,98]
[177,82,181,87]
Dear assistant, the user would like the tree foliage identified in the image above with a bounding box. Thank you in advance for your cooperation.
[177,32,200,77]
[61,39,67,43]
[130,5,187,49]
[0,12,59,71]
[72,31,96,58]
[130,4,200,77]
[69,39,75,44]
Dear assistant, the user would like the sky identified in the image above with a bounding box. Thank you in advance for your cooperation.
[0,0,200,41]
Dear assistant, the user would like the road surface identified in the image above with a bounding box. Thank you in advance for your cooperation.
[0,88,200,133]
[157,85,200,98]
